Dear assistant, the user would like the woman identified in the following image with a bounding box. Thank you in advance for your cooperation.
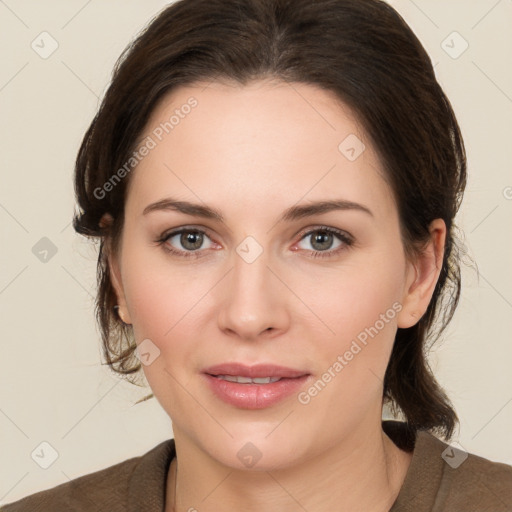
[3,0,511,510]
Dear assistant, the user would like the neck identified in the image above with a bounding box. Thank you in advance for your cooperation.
[166,418,412,512]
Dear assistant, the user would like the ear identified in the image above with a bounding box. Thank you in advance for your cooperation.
[100,213,132,325]
[397,218,446,328]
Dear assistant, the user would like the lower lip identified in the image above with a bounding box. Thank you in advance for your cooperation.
[203,374,310,409]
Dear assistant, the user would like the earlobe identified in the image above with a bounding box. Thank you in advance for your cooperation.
[396,261,421,328]
[99,212,114,230]
[100,213,132,325]
[108,250,133,325]
[397,219,446,329]
[108,251,123,302]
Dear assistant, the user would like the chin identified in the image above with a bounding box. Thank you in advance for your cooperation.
[202,433,308,472]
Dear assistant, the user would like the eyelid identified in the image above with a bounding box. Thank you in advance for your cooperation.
[294,224,354,243]
[158,224,217,241]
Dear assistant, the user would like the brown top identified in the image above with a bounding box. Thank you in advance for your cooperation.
[2,421,511,511]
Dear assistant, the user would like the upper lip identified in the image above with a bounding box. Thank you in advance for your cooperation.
[203,363,309,379]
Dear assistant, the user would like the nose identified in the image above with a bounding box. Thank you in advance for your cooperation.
[217,243,290,341]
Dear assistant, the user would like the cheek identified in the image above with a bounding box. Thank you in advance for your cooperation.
[120,237,212,339]
[121,262,212,410]
[123,274,177,342]
[120,251,221,387]
[302,252,405,381]
[310,255,403,332]
[294,266,403,427]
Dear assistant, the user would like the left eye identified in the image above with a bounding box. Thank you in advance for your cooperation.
[296,228,349,253]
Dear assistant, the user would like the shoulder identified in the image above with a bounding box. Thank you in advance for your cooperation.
[1,458,137,512]
[0,455,141,512]
[385,421,512,511]
[1,439,175,512]
[438,437,512,510]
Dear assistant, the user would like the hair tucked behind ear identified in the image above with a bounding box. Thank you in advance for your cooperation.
[73,0,468,439]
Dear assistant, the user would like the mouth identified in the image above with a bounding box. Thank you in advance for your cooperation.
[208,375,285,384]
[203,362,309,379]
[202,362,311,409]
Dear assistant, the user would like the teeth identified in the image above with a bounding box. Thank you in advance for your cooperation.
[216,375,282,384]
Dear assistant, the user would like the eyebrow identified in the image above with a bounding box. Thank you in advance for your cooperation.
[143,197,373,222]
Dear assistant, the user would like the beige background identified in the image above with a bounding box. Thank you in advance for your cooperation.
[1,0,511,504]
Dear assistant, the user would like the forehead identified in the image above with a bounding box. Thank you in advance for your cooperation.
[125,79,394,219]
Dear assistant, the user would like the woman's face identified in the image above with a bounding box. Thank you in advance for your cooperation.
[108,79,440,470]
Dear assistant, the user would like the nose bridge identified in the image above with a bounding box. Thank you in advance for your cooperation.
[218,234,288,337]
[231,237,273,312]
[232,240,269,299]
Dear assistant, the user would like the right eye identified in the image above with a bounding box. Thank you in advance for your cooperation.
[157,228,215,258]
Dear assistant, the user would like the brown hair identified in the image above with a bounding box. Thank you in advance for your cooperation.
[73,0,467,441]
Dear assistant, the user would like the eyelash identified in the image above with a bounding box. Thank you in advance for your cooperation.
[155,226,354,260]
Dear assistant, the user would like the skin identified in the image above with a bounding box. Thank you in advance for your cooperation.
[103,78,445,512]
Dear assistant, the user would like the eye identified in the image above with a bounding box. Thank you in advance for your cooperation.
[157,228,215,258]
[156,225,354,260]
[295,227,353,258]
